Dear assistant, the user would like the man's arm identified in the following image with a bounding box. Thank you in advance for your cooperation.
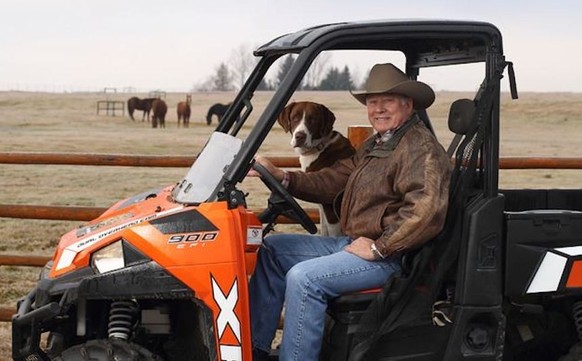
[375,142,451,257]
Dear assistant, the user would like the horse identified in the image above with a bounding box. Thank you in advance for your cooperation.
[177,94,192,128]
[206,102,232,125]
[151,99,167,128]
[127,97,156,122]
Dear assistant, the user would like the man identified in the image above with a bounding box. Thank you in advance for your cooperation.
[248,63,452,361]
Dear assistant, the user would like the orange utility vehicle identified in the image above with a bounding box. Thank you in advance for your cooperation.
[12,19,582,361]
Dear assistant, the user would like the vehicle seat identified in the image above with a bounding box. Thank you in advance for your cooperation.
[446,98,475,158]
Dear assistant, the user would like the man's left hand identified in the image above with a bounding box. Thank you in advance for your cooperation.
[345,237,377,261]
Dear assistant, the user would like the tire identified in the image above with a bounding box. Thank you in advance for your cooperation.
[54,339,163,361]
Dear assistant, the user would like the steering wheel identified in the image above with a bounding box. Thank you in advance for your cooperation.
[253,162,317,234]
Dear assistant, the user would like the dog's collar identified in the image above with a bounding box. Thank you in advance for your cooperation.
[299,132,337,155]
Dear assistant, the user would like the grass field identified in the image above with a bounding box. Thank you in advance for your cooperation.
[1,90,582,358]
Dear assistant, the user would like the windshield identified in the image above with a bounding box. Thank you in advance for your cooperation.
[172,131,243,204]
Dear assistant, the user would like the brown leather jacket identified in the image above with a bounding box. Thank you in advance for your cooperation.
[288,114,452,257]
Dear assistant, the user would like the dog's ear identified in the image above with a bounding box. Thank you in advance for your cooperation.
[277,102,295,133]
[318,104,336,137]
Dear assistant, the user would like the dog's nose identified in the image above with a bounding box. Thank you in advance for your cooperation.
[294,131,306,147]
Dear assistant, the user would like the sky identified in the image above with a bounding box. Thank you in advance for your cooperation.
[2,0,582,93]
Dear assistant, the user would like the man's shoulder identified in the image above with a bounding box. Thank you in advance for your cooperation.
[404,121,439,143]
[405,123,449,157]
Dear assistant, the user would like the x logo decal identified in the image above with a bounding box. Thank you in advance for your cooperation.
[211,276,241,343]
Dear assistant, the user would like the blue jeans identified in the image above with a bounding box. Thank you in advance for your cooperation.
[249,234,401,361]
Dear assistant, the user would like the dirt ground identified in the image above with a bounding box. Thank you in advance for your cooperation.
[1,90,582,358]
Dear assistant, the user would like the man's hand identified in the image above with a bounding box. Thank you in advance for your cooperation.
[247,155,285,181]
[344,236,377,261]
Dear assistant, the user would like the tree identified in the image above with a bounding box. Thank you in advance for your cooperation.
[339,65,354,90]
[303,52,331,90]
[276,55,296,88]
[192,78,214,92]
[317,65,354,90]
[257,78,274,91]
[229,44,258,90]
[318,67,339,90]
[213,63,234,91]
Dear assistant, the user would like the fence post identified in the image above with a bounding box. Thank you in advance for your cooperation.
[348,125,373,148]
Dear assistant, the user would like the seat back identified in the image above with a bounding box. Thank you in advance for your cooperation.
[446,98,475,158]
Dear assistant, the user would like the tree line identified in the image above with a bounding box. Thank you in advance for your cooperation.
[195,47,362,92]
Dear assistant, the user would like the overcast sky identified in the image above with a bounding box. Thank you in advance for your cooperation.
[2,0,582,93]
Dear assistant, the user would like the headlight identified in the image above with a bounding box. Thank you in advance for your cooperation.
[91,240,125,274]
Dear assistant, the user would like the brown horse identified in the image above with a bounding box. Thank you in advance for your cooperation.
[127,97,156,121]
[151,99,167,128]
[177,94,192,128]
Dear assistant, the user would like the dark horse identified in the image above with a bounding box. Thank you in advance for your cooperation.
[127,97,157,122]
[177,94,192,128]
[206,102,232,125]
[151,99,167,128]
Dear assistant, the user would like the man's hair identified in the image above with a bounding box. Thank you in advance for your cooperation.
[398,95,412,106]
[365,93,412,106]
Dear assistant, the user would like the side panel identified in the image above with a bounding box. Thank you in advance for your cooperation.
[456,195,505,306]
[114,201,259,361]
[444,195,505,360]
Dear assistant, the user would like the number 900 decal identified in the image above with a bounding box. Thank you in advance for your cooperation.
[168,232,219,246]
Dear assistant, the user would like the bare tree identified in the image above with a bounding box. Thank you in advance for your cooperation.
[276,55,296,88]
[229,44,258,90]
[192,78,214,92]
[303,52,332,89]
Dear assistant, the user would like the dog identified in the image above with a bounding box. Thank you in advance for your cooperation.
[277,101,355,236]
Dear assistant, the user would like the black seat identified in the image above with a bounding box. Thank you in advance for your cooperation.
[446,98,475,158]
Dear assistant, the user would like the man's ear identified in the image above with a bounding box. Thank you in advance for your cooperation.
[277,102,296,133]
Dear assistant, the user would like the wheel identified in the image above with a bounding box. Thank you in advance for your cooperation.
[54,338,163,361]
[253,162,317,234]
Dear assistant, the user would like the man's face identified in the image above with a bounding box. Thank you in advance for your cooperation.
[366,93,413,134]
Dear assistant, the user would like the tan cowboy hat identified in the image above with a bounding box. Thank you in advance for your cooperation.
[351,63,435,109]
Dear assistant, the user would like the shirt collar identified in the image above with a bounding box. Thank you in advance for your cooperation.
[375,131,394,145]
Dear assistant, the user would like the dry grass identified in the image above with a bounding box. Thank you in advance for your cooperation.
[1,90,582,358]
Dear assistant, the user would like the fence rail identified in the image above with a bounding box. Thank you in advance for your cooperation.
[0,204,319,224]
[0,152,301,168]
[3,152,582,169]
[0,254,51,267]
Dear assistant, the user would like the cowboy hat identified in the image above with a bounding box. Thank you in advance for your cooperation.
[350,63,435,109]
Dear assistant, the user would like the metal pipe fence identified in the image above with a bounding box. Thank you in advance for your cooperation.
[2,125,582,322]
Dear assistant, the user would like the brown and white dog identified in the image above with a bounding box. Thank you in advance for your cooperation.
[277,101,355,236]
